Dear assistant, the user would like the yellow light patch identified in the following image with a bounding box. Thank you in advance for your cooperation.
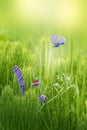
[55,1,81,29]
[13,0,84,29]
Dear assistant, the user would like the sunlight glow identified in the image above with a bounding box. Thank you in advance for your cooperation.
[14,0,48,21]
[14,0,82,29]
[55,1,81,29]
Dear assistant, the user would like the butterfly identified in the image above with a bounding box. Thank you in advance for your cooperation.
[32,80,41,86]
[50,34,65,47]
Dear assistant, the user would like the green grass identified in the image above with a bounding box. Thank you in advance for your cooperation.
[0,33,87,130]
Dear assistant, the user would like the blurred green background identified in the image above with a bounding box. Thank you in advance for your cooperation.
[0,1,87,130]
[0,0,87,53]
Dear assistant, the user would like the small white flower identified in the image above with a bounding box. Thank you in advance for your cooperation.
[53,83,59,87]
[66,77,71,82]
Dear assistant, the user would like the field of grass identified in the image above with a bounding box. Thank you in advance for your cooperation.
[0,28,87,130]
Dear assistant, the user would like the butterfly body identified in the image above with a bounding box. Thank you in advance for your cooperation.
[53,42,64,47]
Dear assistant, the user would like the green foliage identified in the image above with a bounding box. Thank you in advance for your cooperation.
[0,35,87,130]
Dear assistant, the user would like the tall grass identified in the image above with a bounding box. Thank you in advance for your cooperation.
[0,38,87,130]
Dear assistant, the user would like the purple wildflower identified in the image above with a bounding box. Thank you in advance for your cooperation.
[13,65,24,95]
[38,95,47,103]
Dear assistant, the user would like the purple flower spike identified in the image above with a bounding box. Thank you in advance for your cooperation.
[39,95,47,103]
[13,65,24,95]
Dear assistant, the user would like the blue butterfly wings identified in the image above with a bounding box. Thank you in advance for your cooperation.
[50,34,65,47]
[53,42,64,47]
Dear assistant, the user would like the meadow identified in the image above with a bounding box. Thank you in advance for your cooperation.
[0,27,87,130]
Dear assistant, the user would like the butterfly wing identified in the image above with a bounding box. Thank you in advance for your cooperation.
[50,34,59,47]
[59,36,65,44]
